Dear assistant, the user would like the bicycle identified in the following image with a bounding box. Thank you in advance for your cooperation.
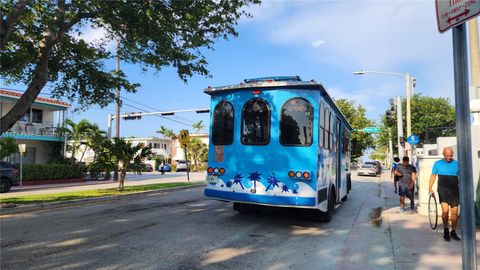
[428,192,438,230]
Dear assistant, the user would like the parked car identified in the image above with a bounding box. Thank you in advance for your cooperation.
[357,164,377,176]
[0,161,19,193]
[365,161,381,175]
[142,163,153,172]
[175,160,190,172]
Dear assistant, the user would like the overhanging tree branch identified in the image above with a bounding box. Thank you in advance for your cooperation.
[0,0,27,50]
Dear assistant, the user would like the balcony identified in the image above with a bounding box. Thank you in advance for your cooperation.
[1,121,64,142]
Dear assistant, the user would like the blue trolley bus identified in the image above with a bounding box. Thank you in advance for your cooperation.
[204,76,352,222]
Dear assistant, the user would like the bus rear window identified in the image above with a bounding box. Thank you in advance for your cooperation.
[212,101,234,145]
[280,98,313,146]
[241,99,270,145]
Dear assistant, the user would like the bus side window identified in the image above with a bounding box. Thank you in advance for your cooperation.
[241,99,270,145]
[280,98,313,146]
[212,101,234,145]
[323,108,328,149]
[329,111,334,150]
[319,103,324,148]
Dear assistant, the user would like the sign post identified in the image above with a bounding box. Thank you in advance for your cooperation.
[436,2,479,268]
[179,129,190,182]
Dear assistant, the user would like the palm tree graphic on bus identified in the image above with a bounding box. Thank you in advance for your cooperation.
[233,173,245,190]
[248,171,261,193]
[265,174,280,191]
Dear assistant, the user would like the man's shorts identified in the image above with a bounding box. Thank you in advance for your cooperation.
[438,175,459,207]
[393,175,400,182]
[398,182,412,198]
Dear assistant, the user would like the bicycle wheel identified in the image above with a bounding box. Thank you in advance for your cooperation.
[428,193,438,230]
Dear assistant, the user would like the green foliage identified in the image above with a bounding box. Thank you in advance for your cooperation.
[0,137,18,159]
[108,137,153,190]
[192,120,205,133]
[369,146,388,164]
[187,138,208,166]
[335,99,376,160]
[20,164,84,181]
[378,94,456,152]
[1,0,260,111]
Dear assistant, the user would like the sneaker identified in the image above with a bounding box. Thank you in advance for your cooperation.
[450,231,461,241]
[399,207,406,213]
[444,229,451,241]
[394,188,398,193]
[410,202,415,210]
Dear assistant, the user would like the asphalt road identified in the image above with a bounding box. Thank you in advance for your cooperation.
[0,173,392,270]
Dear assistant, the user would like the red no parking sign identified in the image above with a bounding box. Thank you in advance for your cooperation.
[436,0,480,33]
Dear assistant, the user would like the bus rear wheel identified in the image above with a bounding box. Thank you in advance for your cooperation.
[320,191,335,222]
[233,202,249,213]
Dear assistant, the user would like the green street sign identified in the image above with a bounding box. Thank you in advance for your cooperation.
[363,127,380,133]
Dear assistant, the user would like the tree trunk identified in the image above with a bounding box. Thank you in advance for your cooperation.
[118,161,124,191]
[0,35,54,134]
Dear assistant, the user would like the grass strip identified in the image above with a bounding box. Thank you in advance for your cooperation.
[0,182,197,205]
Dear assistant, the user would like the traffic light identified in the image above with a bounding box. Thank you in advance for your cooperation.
[124,112,142,120]
[386,98,396,119]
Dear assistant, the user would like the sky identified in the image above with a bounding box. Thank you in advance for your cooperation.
[2,1,479,138]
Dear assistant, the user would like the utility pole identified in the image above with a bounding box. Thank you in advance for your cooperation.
[115,38,121,138]
[405,73,412,161]
[113,37,121,181]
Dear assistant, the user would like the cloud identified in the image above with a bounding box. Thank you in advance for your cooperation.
[311,40,325,47]
[74,23,116,52]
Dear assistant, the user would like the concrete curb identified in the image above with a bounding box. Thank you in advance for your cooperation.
[0,183,206,216]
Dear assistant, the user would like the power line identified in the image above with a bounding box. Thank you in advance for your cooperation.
[121,96,198,125]
[122,102,198,129]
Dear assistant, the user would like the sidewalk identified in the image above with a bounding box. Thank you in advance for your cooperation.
[381,172,480,269]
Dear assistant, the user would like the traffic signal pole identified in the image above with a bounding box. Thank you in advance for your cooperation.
[396,96,404,158]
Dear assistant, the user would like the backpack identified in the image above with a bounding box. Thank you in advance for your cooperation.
[392,163,398,170]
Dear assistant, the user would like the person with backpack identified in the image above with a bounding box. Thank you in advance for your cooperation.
[391,157,400,193]
[394,156,416,212]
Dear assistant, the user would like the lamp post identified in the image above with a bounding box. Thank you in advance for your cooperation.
[353,70,415,160]
[18,144,26,188]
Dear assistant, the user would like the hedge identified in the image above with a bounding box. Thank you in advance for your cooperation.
[18,164,84,181]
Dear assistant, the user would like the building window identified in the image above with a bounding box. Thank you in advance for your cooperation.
[280,98,313,146]
[20,108,43,123]
[212,101,234,145]
[241,98,270,145]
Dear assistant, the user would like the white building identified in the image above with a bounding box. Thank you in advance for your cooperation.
[68,136,173,166]
[1,89,69,164]
[172,133,209,162]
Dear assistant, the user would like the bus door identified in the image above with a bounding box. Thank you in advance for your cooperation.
[335,118,342,201]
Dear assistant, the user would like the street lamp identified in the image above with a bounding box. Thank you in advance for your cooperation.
[354,70,415,160]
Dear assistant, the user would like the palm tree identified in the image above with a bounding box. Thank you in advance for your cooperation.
[57,119,93,165]
[165,129,177,160]
[192,120,204,134]
[109,138,153,191]
[80,123,106,163]
[187,138,208,170]
[0,137,17,160]
[156,125,169,162]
